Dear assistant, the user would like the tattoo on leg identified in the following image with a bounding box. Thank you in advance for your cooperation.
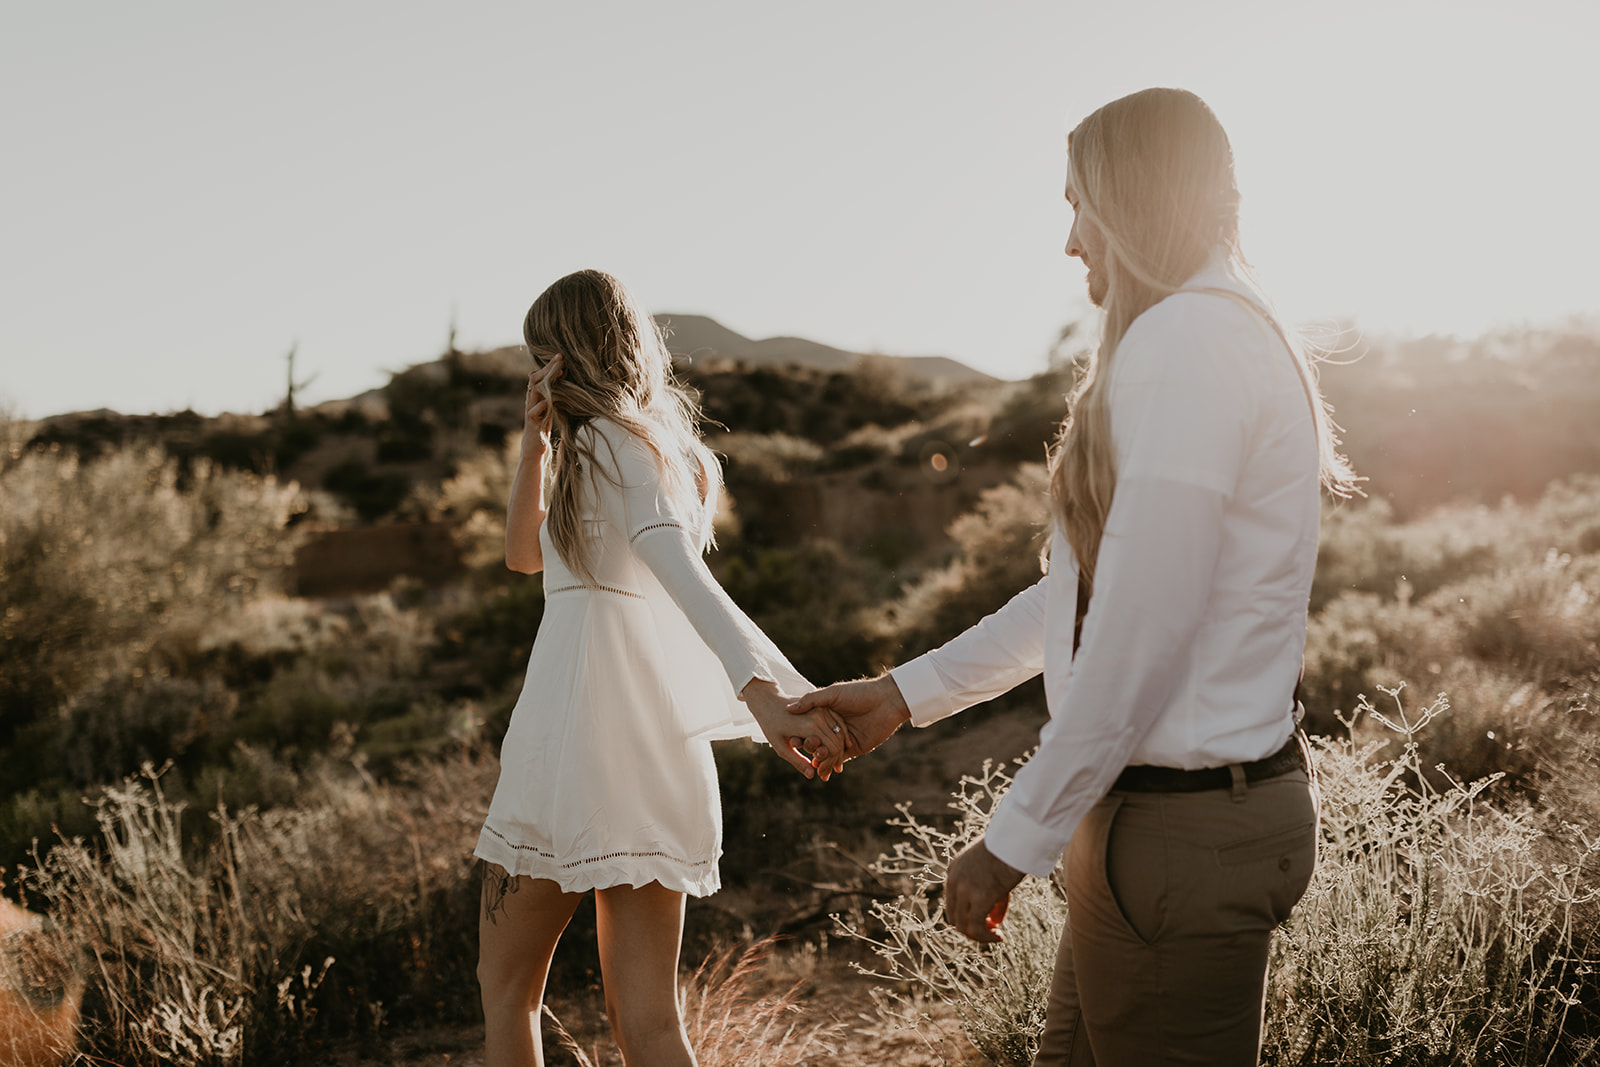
[481,860,519,925]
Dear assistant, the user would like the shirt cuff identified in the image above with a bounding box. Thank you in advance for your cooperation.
[984,795,1070,878]
[890,657,956,727]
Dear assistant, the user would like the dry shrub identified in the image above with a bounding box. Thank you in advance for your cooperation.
[1303,479,1600,783]
[1312,477,1600,613]
[1453,551,1600,675]
[420,431,521,570]
[881,464,1050,659]
[0,444,305,785]
[713,431,826,484]
[825,422,901,469]
[17,771,278,1066]
[1312,497,1502,611]
[0,407,38,474]
[1266,687,1600,1065]
[835,758,1067,1067]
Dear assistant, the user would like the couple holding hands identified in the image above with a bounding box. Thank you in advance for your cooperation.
[474,87,1358,1067]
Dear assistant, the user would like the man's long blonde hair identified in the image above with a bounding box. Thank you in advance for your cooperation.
[1048,88,1357,591]
[523,269,719,585]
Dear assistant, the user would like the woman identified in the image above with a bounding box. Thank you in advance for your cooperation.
[475,269,843,1067]
[791,88,1360,1065]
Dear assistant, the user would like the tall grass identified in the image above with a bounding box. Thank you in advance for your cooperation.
[12,752,495,1065]
[841,687,1599,1066]
[680,937,847,1066]
[524,938,849,1067]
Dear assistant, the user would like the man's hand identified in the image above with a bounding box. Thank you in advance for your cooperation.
[742,678,841,780]
[786,674,911,780]
[944,837,1024,944]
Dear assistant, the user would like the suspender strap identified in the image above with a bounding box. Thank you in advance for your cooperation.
[1190,285,1312,725]
[1072,569,1089,658]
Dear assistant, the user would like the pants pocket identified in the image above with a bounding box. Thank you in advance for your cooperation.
[1215,822,1314,866]
[1215,820,1317,925]
[1100,796,1165,946]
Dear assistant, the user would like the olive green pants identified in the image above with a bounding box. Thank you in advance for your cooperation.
[1033,769,1317,1067]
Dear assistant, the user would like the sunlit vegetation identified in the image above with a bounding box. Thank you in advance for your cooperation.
[2,323,1598,1063]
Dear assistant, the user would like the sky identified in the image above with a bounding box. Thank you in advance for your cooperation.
[3,0,1597,419]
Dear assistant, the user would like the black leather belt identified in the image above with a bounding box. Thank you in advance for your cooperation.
[1113,735,1305,794]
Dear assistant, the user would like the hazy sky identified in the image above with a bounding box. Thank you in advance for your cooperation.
[4,0,1597,419]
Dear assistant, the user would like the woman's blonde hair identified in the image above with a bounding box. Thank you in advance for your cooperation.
[1048,88,1358,591]
[523,269,719,584]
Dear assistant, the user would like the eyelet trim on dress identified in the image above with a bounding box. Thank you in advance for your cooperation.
[483,824,715,871]
[629,521,682,545]
[546,583,645,600]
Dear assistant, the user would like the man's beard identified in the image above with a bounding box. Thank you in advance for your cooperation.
[1086,266,1108,308]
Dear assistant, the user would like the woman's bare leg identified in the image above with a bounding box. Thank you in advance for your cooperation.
[478,865,583,1067]
[595,882,697,1067]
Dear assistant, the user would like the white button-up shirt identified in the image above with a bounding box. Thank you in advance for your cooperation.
[889,255,1322,878]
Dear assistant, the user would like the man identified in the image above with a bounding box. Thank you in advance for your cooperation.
[790,87,1355,1066]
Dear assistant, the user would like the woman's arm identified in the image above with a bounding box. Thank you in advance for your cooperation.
[593,425,843,774]
[505,357,561,574]
[629,526,843,773]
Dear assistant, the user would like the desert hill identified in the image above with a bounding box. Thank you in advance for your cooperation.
[372,314,1001,386]
[654,313,999,384]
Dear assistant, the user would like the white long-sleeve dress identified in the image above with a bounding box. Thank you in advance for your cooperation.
[474,417,811,896]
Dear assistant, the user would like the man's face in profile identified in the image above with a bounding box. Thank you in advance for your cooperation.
[1065,177,1108,308]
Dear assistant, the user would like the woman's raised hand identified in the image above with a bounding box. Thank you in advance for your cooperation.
[523,355,563,455]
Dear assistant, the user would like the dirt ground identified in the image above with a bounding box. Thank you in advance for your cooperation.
[329,946,985,1067]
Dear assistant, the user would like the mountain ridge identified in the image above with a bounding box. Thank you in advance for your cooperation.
[654,313,998,384]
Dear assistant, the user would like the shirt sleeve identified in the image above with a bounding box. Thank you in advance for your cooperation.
[595,424,812,700]
[889,579,1050,727]
[983,476,1226,876]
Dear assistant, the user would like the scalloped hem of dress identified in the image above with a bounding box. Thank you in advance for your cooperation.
[473,828,721,898]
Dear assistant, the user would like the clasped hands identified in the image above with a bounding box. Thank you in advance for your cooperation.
[746,674,1024,944]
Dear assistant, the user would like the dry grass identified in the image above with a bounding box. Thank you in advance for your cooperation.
[524,938,850,1067]
[11,751,495,1066]
[680,937,847,1066]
